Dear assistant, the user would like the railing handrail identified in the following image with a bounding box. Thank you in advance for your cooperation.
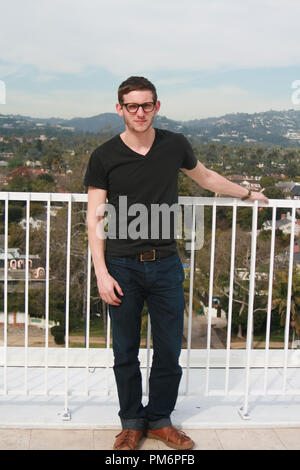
[0,191,300,208]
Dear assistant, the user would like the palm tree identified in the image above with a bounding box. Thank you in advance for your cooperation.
[272,269,300,335]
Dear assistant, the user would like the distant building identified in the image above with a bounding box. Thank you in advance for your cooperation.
[18,205,62,230]
[291,185,300,200]
[25,160,42,168]
[226,175,262,192]
[0,247,45,279]
[275,181,296,193]
[10,166,47,177]
[0,247,40,268]
[262,212,300,235]
[275,182,300,200]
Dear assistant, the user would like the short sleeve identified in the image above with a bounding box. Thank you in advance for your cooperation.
[83,149,108,190]
[180,135,198,170]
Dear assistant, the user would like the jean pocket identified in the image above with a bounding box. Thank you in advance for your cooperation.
[177,258,185,284]
[106,260,132,286]
[105,256,128,266]
[158,254,185,286]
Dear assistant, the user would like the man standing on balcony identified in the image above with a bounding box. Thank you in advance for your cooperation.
[84,76,268,450]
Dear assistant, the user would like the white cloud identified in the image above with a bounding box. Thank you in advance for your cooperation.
[161,85,292,120]
[3,83,293,120]
[1,0,299,118]
[0,63,20,78]
[4,88,116,118]
[1,0,300,76]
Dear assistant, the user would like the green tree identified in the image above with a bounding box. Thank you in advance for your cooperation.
[272,270,300,334]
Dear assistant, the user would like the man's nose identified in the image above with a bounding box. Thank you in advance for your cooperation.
[136,105,146,116]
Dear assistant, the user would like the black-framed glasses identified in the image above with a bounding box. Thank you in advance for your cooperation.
[122,102,156,114]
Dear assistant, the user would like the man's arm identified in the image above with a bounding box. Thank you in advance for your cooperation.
[86,186,123,306]
[181,161,269,203]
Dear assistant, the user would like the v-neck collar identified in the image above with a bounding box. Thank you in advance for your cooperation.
[119,128,157,158]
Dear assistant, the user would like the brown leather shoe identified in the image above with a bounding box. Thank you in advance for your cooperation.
[113,429,143,450]
[146,426,194,450]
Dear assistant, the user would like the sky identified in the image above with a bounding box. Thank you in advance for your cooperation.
[1,0,300,121]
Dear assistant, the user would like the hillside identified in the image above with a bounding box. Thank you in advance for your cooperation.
[1,109,300,146]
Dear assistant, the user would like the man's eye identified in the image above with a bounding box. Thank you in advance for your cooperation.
[127,105,137,112]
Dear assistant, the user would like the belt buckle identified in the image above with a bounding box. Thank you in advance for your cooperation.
[139,249,156,262]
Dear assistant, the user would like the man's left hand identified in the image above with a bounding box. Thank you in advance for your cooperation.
[247,191,269,204]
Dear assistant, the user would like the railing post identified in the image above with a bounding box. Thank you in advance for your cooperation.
[2,194,8,395]
[225,201,237,395]
[85,244,92,396]
[264,205,276,394]
[145,314,152,396]
[282,206,296,393]
[106,308,112,396]
[238,201,258,420]
[185,204,196,396]
[44,195,51,395]
[62,195,72,421]
[205,201,217,395]
[24,195,30,395]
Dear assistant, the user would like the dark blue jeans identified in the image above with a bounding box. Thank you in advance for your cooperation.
[105,252,185,431]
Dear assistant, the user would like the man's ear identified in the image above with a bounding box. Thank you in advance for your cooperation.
[154,100,161,115]
[116,103,123,117]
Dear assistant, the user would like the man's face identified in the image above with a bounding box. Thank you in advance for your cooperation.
[116,89,160,134]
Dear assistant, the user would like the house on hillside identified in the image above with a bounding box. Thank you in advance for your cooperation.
[18,206,63,230]
[10,166,47,178]
[262,212,300,236]
[275,182,300,200]
[291,185,300,200]
[0,247,43,274]
[275,181,297,194]
[227,175,262,192]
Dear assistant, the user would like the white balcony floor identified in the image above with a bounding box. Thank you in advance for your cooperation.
[1,365,300,431]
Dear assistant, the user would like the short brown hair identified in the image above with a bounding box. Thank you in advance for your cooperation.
[118,76,157,104]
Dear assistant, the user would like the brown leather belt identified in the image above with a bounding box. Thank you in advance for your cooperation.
[131,249,175,262]
[140,249,157,262]
[106,249,176,262]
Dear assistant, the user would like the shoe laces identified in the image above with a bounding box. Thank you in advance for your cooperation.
[115,429,138,448]
[167,427,190,443]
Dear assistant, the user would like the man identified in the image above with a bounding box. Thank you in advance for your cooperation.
[84,76,268,450]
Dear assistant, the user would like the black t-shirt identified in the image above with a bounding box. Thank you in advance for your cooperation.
[83,128,197,256]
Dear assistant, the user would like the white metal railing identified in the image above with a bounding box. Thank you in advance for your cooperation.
[0,191,300,422]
